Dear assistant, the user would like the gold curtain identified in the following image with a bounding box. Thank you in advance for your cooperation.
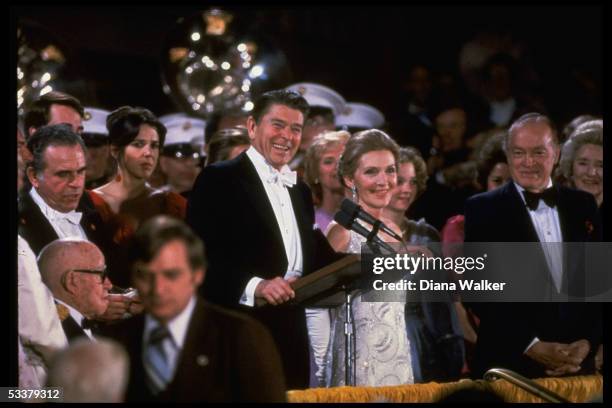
[286,375,603,403]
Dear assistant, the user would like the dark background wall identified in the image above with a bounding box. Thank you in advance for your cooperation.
[15,5,603,124]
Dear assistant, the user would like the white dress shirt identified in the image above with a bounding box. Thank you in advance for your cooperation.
[514,180,564,353]
[29,188,87,240]
[142,295,197,381]
[55,298,96,341]
[18,235,68,385]
[240,147,304,306]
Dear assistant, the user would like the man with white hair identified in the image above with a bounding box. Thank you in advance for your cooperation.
[39,238,114,342]
[46,337,129,402]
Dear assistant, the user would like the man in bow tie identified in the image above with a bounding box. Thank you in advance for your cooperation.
[464,113,602,378]
[187,89,341,389]
[18,124,129,322]
[39,239,113,342]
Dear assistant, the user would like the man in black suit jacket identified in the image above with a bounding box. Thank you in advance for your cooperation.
[18,124,112,256]
[186,90,340,389]
[38,239,113,342]
[464,113,602,378]
[109,216,286,402]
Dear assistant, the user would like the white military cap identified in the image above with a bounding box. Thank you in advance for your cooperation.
[160,114,207,147]
[82,107,110,135]
[335,102,385,130]
[285,82,346,116]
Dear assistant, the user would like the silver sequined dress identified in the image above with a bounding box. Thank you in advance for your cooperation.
[324,230,414,387]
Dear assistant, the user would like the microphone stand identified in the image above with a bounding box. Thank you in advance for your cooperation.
[344,221,396,385]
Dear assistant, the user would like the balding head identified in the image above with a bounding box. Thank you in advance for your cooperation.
[39,239,112,318]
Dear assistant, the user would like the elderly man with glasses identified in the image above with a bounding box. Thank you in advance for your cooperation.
[39,238,121,342]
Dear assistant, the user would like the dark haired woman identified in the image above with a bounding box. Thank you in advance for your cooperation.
[88,106,186,287]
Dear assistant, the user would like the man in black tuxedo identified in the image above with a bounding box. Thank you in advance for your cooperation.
[38,239,113,342]
[186,90,340,389]
[108,216,286,402]
[18,124,112,256]
[464,113,602,378]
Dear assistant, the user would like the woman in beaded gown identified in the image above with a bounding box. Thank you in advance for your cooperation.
[315,129,415,387]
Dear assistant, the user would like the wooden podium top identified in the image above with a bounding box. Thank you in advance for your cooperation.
[256,254,362,307]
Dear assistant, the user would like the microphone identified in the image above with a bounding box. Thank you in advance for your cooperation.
[334,210,396,254]
[340,198,403,241]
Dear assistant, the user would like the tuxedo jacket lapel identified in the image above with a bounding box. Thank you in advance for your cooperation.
[288,184,313,273]
[61,315,88,343]
[18,192,60,254]
[505,182,540,242]
[237,155,286,248]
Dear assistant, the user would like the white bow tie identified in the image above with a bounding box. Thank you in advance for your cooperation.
[51,211,83,225]
[268,168,297,188]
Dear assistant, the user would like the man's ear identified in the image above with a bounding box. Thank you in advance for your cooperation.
[553,145,561,165]
[63,271,78,295]
[246,116,257,141]
[28,126,37,138]
[26,166,40,189]
[193,267,205,287]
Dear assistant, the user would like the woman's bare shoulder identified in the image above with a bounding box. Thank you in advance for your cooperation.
[326,222,350,252]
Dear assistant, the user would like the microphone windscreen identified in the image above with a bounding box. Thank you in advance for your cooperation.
[340,198,359,214]
[333,209,354,229]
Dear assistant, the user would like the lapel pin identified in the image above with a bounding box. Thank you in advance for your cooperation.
[196,354,209,367]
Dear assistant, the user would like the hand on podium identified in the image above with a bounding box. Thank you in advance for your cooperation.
[255,277,298,305]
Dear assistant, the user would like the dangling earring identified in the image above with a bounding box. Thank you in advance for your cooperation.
[351,185,358,202]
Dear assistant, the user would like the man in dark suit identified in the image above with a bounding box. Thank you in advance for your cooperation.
[186,89,341,389]
[38,239,113,342]
[464,113,602,378]
[108,216,286,402]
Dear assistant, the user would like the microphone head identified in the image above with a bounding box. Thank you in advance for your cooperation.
[340,198,360,216]
[333,209,354,229]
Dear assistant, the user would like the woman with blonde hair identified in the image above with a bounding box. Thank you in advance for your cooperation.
[303,130,350,232]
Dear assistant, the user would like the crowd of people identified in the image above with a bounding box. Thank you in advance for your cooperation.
[16,51,604,402]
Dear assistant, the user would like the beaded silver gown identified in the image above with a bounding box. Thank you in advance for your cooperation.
[324,230,414,387]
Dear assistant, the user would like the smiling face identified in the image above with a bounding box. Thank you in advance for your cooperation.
[345,150,397,212]
[28,144,87,213]
[117,124,160,180]
[133,239,203,324]
[572,143,603,201]
[318,144,345,193]
[247,104,303,170]
[388,162,418,213]
[507,122,559,193]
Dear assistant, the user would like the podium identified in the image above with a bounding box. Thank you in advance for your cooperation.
[255,254,363,385]
[291,254,362,307]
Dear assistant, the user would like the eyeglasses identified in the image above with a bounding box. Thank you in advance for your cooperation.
[70,266,108,284]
